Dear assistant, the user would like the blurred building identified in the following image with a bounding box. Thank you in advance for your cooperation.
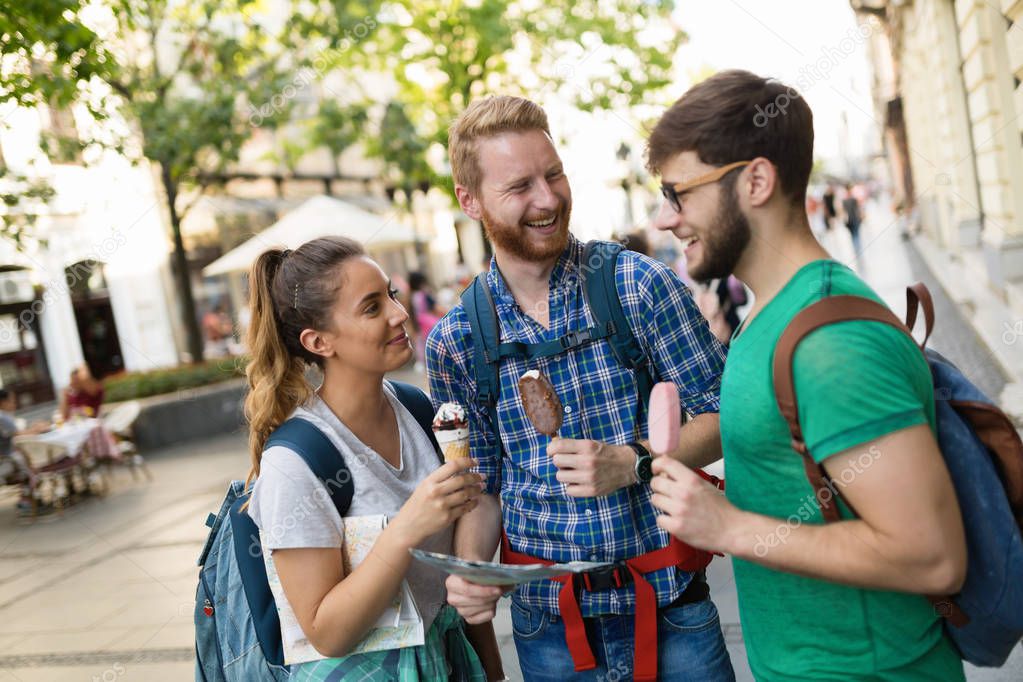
[853,0,1023,316]
[0,103,180,407]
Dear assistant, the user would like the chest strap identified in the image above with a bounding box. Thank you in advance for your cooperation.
[500,530,715,681]
[490,323,615,363]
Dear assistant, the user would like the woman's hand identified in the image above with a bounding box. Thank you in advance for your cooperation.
[390,459,484,546]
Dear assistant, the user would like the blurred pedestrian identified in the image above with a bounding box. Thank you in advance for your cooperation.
[842,183,863,255]
[408,271,448,371]
[0,389,46,513]
[60,365,104,420]
[822,183,837,230]
[203,302,234,358]
[619,230,650,256]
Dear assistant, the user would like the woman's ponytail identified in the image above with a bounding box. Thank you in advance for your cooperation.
[243,249,310,489]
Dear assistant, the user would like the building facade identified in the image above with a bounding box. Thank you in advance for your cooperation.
[856,0,1023,317]
[0,104,180,407]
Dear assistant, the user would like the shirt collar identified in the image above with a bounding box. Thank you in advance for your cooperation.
[486,236,583,306]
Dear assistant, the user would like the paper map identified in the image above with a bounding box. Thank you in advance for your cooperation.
[409,549,613,586]
[264,514,424,666]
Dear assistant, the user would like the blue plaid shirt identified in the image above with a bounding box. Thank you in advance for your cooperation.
[426,237,726,616]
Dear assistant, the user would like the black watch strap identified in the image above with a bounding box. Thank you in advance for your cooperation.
[628,441,653,483]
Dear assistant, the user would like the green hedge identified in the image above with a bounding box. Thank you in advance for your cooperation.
[103,356,249,402]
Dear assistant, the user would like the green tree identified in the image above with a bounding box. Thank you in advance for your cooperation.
[101,0,305,362]
[0,0,112,110]
[368,101,432,202]
[0,0,113,244]
[308,98,370,177]
[318,0,685,194]
[3,0,311,362]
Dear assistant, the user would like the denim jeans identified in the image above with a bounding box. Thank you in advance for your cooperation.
[510,596,735,682]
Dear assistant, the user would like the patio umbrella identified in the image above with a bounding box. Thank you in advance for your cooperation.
[203,195,419,276]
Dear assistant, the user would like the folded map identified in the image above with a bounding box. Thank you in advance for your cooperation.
[409,549,613,586]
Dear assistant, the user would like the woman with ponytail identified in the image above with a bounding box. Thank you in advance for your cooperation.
[243,237,496,681]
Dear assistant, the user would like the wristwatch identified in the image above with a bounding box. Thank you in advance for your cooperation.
[628,442,653,484]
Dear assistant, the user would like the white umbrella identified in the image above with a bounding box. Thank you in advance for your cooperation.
[203,195,419,276]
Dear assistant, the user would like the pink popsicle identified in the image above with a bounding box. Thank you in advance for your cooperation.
[647,382,681,456]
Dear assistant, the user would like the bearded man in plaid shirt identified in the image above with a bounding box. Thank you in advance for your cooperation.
[427,96,735,682]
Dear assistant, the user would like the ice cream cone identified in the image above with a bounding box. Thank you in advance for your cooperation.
[440,438,470,462]
[433,402,470,463]
[435,428,470,462]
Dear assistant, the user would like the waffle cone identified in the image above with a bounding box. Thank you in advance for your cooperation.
[441,439,470,462]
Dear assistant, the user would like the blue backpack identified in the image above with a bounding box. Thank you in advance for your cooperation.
[193,380,441,681]
[773,282,1023,667]
[461,240,658,459]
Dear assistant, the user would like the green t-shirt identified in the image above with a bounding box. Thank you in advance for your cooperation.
[720,260,964,681]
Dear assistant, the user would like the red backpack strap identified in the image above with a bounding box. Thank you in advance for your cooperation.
[772,294,911,521]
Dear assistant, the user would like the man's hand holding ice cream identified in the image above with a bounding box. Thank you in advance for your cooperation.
[519,370,639,497]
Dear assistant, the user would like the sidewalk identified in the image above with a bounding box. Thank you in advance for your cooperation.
[0,432,241,681]
[1,215,1021,680]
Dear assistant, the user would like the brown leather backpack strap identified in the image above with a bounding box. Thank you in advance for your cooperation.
[772,291,972,627]
[950,399,1023,525]
[773,296,911,522]
[927,595,971,627]
[905,282,935,349]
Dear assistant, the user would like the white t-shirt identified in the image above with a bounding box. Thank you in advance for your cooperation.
[246,384,452,661]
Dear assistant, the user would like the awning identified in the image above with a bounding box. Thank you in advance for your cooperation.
[203,195,419,276]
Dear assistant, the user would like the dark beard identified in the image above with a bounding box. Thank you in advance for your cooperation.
[481,201,572,263]
[689,179,751,282]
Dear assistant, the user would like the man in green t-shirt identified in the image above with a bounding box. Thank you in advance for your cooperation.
[642,70,967,681]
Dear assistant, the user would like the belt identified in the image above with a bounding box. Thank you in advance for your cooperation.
[501,532,716,682]
[667,570,710,608]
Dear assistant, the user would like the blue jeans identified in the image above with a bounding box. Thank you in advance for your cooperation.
[511,596,735,682]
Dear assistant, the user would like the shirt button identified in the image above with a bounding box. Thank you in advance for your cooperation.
[564,405,572,414]
[589,554,598,561]
[585,508,593,515]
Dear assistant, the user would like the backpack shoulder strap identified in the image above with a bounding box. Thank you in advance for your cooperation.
[220,418,354,671]
[581,240,657,414]
[772,293,912,522]
[460,275,505,459]
[387,379,442,463]
[265,417,354,517]
[905,282,934,348]
[228,496,286,666]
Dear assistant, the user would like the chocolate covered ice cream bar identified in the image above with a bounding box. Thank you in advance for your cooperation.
[518,369,563,438]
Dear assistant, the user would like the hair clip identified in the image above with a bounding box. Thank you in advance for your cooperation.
[293,282,300,309]
[280,248,292,259]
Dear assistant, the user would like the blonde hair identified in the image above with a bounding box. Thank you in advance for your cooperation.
[448,95,551,195]
[242,236,365,492]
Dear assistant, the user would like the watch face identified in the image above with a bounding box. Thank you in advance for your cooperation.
[637,456,653,482]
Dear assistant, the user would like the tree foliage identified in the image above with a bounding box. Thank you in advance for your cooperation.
[306,0,685,195]
[1,0,310,361]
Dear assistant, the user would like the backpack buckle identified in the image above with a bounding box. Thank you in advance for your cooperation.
[581,562,632,591]
[478,388,496,408]
[560,328,595,350]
